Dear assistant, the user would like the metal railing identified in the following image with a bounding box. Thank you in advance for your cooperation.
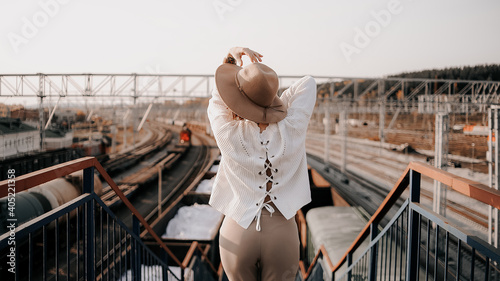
[299,161,500,281]
[0,157,216,281]
[181,242,217,281]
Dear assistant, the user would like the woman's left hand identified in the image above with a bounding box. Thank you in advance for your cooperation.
[228,47,263,66]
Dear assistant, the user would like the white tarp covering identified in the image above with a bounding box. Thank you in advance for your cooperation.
[194,177,214,193]
[209,164,219,173]
[162,204,223,240]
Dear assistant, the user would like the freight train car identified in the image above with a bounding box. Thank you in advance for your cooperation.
[0,171,103,234]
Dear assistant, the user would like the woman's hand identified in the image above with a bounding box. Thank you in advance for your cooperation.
[227,47,263,66]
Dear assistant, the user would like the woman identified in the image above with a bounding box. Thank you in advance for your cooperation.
[207,47,316,280]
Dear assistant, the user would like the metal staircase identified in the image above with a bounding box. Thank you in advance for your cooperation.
[0,157,216,281]
[297,162,500,280]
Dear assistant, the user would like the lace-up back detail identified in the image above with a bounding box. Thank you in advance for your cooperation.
[254,138,279,231]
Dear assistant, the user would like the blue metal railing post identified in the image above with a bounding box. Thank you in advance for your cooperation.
[83,167,95,281]
[369,223,378,281]
[406,169,421,281]
[132,215,142,281]
[162,249,169,281]
[331,263,335,281]
[347,252,353,281]
[83,166,95,194]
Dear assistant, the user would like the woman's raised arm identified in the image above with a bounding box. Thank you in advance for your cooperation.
[223,47,263,66]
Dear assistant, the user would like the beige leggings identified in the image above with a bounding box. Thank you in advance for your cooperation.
[219,209,299,281]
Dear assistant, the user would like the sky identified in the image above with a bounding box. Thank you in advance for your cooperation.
[0,0,500,78]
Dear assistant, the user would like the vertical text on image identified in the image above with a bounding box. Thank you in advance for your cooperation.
[6,169,17,274]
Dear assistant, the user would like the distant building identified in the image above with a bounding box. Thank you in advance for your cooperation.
[10,105,25,119]
[0,104,48,121]
[0,104,10,117]
[57,109,77,123]
[54,109,77,129]
[72,132,105,156]
[45,129,73,150]
[25,108,47,121]
[0,118,40,159]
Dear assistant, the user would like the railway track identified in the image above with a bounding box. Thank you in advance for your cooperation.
[144,128,218,238]
[101,122,173,177]
[99,121,177,206]
[306,153,399,225]
[305,134,490,235]
[92,124,217,280]
[84,125,217,281]
[108,123,217,232]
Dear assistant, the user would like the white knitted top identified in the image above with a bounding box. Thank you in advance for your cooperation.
[207,75,317,229]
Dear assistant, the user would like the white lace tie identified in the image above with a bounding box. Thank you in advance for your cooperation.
[255,191,275,231]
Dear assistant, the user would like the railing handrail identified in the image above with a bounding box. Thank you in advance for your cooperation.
[0,156,184,268]
[0,157,95,197]
[181,241,218,274]
[302,160,500,278]
[299,245,334,279]
[408,161,500,209]
[329,164,412,273]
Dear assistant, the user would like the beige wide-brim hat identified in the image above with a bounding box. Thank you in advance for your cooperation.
[215,62,287,124]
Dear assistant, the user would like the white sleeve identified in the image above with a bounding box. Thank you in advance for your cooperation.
[207,88,233,134]
[207,89,251,157]
[280,76,317,134]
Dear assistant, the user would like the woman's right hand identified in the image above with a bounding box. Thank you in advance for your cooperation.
[227,47,263,66]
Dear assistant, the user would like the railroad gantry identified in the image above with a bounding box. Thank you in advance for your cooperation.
[1,73,499,139]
